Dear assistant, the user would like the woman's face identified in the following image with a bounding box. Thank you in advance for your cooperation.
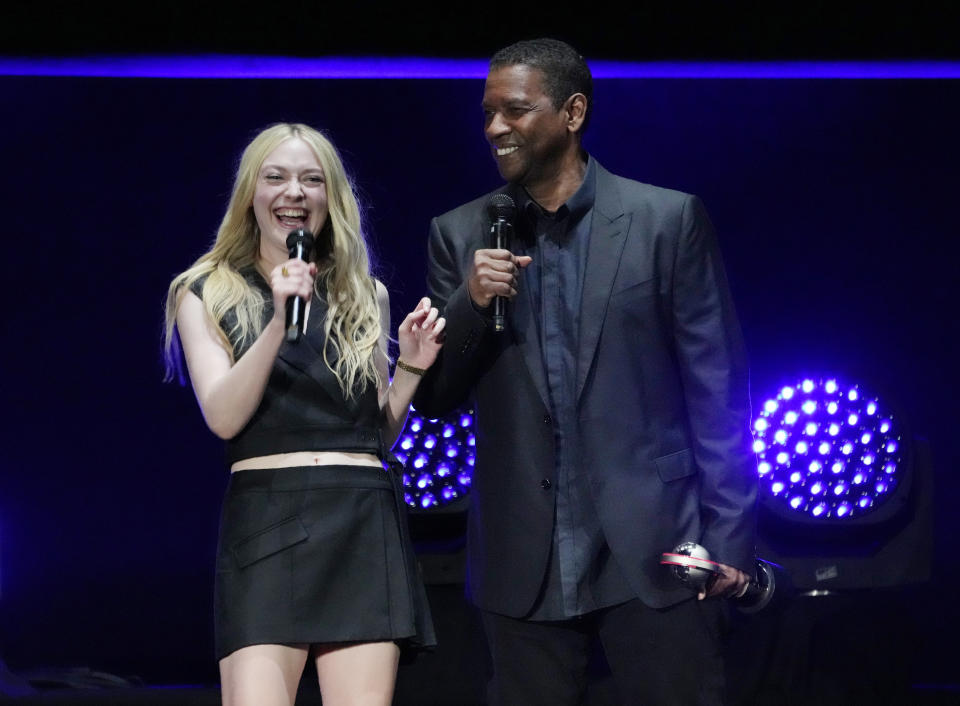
[252,137,329,260]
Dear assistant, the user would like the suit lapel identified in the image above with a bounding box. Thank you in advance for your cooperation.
[576,166,629,403]
[276,291,358,410]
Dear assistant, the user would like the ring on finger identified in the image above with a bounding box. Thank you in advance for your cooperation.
[281,266,289,277]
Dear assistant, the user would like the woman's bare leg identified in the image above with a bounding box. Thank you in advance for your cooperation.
[314,641,400,706]
[219,643,309,706]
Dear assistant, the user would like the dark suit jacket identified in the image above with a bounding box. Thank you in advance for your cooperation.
[413,160,757,618]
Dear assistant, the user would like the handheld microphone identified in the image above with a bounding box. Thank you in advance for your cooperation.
[660,542,783,614]
[486,194,516,333]
[284,228,315,343]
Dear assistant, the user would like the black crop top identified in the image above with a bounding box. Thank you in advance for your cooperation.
[188,268,383,465]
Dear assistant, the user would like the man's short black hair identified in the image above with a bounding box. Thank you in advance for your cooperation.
[490,38,593,132]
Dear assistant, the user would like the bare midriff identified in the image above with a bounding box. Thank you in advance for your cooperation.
[230,451,383,472]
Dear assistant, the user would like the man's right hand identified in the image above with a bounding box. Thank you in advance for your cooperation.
[467,248,533,309]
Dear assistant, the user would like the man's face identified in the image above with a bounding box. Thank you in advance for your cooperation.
[482,64,571,186]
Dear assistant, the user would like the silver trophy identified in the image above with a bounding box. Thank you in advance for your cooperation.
[660,542,780,614]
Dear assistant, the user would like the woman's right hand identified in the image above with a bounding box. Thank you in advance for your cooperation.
[268,259,318,321]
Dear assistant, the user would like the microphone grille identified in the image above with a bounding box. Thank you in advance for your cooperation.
[487,193,517,220]
[285,228,315,251]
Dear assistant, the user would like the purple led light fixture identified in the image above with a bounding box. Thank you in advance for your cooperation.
[395,404,475,510]
[752,376,904,521]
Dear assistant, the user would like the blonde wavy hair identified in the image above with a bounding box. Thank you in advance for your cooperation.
[163,123,381,398]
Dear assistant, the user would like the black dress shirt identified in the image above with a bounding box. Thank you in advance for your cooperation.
[514,157,634,620]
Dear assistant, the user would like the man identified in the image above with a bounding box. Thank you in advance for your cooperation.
[413,38,757,705]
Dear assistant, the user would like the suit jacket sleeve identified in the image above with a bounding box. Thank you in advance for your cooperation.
[673,195,758,575]
[413,213,492,418]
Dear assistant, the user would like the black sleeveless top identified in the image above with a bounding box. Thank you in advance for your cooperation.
[189,268,382,465]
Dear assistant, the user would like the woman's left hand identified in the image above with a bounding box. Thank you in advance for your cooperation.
[397,297,446,371]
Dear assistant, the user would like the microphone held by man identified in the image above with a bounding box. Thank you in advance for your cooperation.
[487,194,517,332]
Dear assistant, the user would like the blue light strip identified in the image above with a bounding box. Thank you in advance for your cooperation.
[2,55,960,79]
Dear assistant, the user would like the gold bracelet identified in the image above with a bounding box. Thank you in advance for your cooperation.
[395,359,426,376]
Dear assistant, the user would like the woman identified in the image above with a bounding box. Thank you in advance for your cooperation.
[163,123,443,706]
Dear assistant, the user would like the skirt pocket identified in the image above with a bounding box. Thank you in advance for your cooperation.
[233,515,308,569]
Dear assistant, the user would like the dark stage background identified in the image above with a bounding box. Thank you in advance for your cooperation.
[1,68,959,702]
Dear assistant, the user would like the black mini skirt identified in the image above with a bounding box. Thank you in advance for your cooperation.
[213,464,436,660]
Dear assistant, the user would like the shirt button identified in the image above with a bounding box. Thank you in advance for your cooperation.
[543,414,552,425]
[540,479,552,490]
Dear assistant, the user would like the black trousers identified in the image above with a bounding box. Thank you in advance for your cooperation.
[481,597,727,706]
